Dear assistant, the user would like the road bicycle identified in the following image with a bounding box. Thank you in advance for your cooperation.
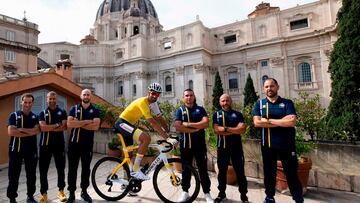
[91,132,200,203]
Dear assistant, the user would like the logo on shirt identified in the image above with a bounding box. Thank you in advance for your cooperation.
[57,111,62,116]
[195,109,200,113]
[279,103,285,108]
[32,115,36,119]
[262,105,266,108]
[231,113,237,118]
[89,109,94,114]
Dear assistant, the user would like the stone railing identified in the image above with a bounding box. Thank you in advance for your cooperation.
[93,132,360,193]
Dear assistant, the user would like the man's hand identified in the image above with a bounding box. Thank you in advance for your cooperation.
[166,137,178,146]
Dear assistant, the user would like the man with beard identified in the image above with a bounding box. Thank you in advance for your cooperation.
[114,82,173,181]
[253,78,303,203]
[175,89,213,203]
[66,89,100,203]
[213,94,249,203]
[38,91,68,203]
[7,93,40,203]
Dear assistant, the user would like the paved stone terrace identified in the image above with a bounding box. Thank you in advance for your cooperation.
[0,153,359,203]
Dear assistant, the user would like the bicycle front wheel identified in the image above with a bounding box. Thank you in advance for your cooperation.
[153,158,200,203]
[91,156,131,201]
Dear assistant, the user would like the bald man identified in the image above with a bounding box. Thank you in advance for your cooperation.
[212,94,249,203]
[66,89,100,203]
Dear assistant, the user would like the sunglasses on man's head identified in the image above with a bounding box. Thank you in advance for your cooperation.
[150,91,161,97]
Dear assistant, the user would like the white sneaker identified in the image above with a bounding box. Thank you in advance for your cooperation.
[204,193,214,203]
[178,191,190,202]
[131,170,150,180]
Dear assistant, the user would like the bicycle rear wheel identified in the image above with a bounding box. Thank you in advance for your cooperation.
[91,156,131,201]
[153,158,200,203]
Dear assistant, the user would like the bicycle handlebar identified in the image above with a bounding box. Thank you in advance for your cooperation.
[157,134,179,153]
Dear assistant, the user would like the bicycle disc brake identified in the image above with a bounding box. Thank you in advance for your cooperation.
[170,175,181,186]
[129,178,142,193]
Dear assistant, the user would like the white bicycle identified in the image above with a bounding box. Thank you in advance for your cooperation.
[91,133,200,203]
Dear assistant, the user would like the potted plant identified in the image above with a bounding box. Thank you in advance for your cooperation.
[140,147,158,166]
[276,131,314,194]
[107,136,122,157]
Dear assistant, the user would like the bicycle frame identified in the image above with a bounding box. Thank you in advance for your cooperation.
[109,133,179,186]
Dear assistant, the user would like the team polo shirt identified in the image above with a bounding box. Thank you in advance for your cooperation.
[212,109,244,149]
[7,111,39,152]
[69,103,99,145]
[38,106,67,146]
[175,104,208,149]
[253,96,296,149]
[120,97,159,125]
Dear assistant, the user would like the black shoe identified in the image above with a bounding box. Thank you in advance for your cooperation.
[263,197,276,203]
[241,194,249,203]
[9,198,17,203]
[66,194,75,203]
[81,191,92,203]
[26,196,38,203]
[214,193,226,203]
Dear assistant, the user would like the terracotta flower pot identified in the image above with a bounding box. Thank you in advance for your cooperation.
[276,157,312,194]
[140,155,156,166]
[214,163,237,185]
[107,148,122,157]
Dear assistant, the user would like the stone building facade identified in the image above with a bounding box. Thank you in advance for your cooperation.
[0,13,40,75]
[39,0,341,106]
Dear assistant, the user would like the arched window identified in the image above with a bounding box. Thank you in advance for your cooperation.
[298,62,312,82]
[188,80,193,90]
[262,75,269,85]
[165,76,172,92]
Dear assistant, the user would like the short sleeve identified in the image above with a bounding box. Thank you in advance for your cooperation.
[175,108,182,121]
[139,99,152,119]
[69,106,76,117]
[150,102,162,116]
[8,112,16,126]
[93,107,100,119]
[237,112,245,123]
[199,106,208,118]
[252,100,261,117]
[34,114,39,124]
[286,100,297,116]
[62,109,68,121]
[212,112,219,125]
[38,110,45,121]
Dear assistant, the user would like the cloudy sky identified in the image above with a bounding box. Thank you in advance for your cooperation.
[0,0,317,44]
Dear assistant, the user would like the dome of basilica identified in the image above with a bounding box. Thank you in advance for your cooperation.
[96,0,158,20]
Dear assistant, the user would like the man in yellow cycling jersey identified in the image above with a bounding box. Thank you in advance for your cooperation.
[114,82,175,180]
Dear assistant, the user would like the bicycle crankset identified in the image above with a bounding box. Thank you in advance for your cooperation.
[129,178,142,193]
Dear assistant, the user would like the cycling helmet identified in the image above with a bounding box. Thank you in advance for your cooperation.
[148,82,162,93]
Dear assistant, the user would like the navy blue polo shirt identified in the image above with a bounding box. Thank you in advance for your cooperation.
[212,109,244,148]
[8,111,39,152]
[68,103,99,145]
[39,106,67,146]
[175,104,208,149]
[253,96,296,149]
